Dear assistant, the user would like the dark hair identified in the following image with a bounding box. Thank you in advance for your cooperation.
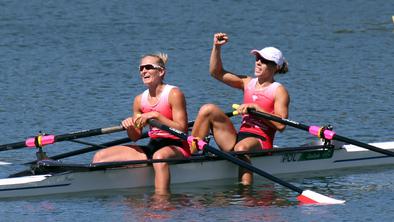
[277,60,289,74]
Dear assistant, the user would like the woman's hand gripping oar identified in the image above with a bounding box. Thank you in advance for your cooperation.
[147,118,345,205]
[232,104,394,157]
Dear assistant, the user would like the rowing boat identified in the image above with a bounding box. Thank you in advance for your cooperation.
[0,110,390,204]
[0,140,393,199]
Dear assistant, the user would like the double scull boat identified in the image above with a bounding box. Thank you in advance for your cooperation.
[0,140,393,199]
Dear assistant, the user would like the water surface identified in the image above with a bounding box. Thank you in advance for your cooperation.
[0,0,393,221]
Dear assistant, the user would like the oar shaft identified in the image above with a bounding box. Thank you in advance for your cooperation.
[333,134,394,157]
[25,117,207,163]
[25,137,132,164]
[247,109,309,131]
[246,108,394,157]
[52,125,125,143]
[0,141,26,152]
[1,110,236,152]
[0,125,124,151]
[147,119,304,194]
[202,142,304,193]
[37,156,209,171]
[187,111,235,128]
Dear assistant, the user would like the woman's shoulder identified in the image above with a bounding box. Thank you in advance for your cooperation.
[168,86,186,106]
[274,82,289,90]
[272,81,283,88]
[243,76,254,86]
[168,85,184,97]
[134,93,143,102]
[274,83,289,97]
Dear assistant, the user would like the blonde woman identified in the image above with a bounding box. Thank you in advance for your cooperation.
[93,53,190,194]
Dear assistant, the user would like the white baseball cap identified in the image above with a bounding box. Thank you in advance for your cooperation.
[251,47,284,67]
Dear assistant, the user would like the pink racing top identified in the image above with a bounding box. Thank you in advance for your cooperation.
[141,84,180,140]
[239,78,282,148]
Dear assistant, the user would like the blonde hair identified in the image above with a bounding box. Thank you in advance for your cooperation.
[141,52,168,69]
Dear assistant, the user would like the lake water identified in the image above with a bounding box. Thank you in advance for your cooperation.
[0,0,393,221]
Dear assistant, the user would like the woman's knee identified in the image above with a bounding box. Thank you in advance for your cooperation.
[198,104,220,117]
[92,148,116,163]
[152,152,165,160]
[92,150,104,162]
[152,147,174,160]
[234,138,261,152]
[234,141,258,152]
[152,146,182,163]
[234,144,250,152]
[152,151,169,170]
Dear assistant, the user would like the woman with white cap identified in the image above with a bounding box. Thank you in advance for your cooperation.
[190,32,290,185]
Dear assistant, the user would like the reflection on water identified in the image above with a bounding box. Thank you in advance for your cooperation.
[118,182,299,221]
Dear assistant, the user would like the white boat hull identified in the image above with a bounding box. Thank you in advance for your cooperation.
[0,141,393,199]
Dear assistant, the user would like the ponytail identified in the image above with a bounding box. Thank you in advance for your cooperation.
[277,59,289,74]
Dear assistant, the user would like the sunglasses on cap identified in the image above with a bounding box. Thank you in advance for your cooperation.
[139,64,162,72]
[255,56,277,66]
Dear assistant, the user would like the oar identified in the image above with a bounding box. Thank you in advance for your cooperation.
[39,112,235,160]
[0,110,235,154]
[233,104,394,157]
[35,155,211,171]
[147,119,345,205]
[1,112,238,166]
[24,137,132,164]
[0,125,125,152]
[0,136,133,166]
[6,113,238,165]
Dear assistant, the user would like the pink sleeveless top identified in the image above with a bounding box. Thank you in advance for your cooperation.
[239,78,281,148]
[141,84,179,140]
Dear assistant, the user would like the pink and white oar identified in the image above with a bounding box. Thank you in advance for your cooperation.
[148,119,345,205]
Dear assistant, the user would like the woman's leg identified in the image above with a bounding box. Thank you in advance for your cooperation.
[234,138,262,185]
[191,104,237,152]
[92,145,147,163]
[151,146,185,195]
